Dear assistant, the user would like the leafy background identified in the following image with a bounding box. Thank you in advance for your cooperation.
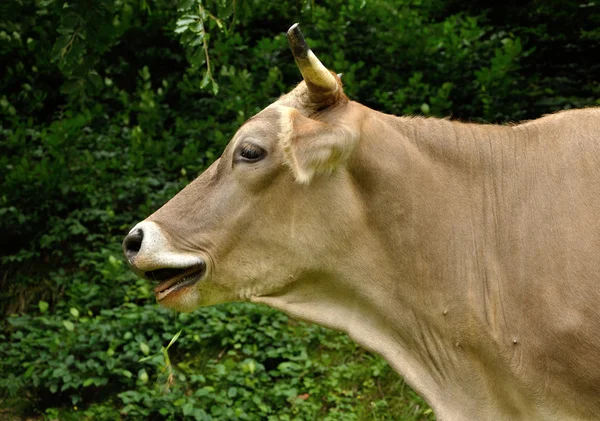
[1,0,599,419]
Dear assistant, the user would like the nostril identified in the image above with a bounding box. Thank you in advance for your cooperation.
[123,228,144,261]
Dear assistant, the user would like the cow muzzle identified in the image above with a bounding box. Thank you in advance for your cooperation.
[122,221,207,302]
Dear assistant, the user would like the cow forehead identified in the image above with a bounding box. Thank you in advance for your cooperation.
[233,106,282,144]
[231,81,318,148]
[212,107,283,175]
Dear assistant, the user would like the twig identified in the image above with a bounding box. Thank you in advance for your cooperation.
[203,36,212,80]
[198,4,214,85]
[228,0,237,33]
[61,28,80,58]
[215,346,228,363]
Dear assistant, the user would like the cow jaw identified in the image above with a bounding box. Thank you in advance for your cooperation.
[155,279,203,312]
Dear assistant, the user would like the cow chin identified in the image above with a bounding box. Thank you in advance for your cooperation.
[156,283,202,312]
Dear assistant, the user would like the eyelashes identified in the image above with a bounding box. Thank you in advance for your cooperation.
[238,143,266,162]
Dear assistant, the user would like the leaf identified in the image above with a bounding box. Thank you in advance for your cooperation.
[70,307,79,318]
[176,18,197,26]
[38,301,49,313]
[189,22,204,33]
[138,369,149,383]
[166,330,182,350]
[139,342,150,355]
[277,362,302,372]
[23,365,35,378]
[178,0,195,10]
[63,320,75,331]
[190,33,205,47]
[182,402,195,415]
[200,70,210,88]
[61,79,82,95]
[189,48,206,67]
[88,72,103,90]
[108,254,121,267]
[140,66,151,81]
[218,1,233,19]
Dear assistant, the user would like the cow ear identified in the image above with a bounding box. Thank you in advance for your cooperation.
[280,108,359,184]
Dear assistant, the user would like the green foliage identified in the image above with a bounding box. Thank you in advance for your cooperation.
[175,0,236,95]
[1,302,434,420]
[1,0,599,419]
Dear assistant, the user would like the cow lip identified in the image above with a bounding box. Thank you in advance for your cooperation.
[151,264,206,300]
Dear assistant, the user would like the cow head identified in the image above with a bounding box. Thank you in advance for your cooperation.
[123,24,371,316]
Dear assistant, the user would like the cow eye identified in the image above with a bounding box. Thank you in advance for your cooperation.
[238,142,266,162]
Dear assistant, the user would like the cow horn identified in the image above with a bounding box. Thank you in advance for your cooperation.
[287,23,339,100]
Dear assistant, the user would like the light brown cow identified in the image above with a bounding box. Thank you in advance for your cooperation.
[123,24,600,421]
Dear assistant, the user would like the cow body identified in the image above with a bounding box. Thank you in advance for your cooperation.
[124,25,600,421]
[256,105,600,420]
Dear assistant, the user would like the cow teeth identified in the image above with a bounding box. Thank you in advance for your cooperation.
[174,275,192,286]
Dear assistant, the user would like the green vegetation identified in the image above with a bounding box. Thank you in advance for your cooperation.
[1,0,598,419]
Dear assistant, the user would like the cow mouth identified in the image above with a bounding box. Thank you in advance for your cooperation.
[146,263,206,301]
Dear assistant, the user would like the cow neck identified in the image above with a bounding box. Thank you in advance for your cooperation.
[255,106,538,419]
[348,107,547,419]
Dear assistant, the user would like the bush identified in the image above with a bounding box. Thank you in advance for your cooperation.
[1,301,433,420]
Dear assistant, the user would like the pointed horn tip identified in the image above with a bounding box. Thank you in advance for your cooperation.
[287,23,309,60]
[288,23,300,34]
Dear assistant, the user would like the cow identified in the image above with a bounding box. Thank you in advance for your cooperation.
[123,24,600,421]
